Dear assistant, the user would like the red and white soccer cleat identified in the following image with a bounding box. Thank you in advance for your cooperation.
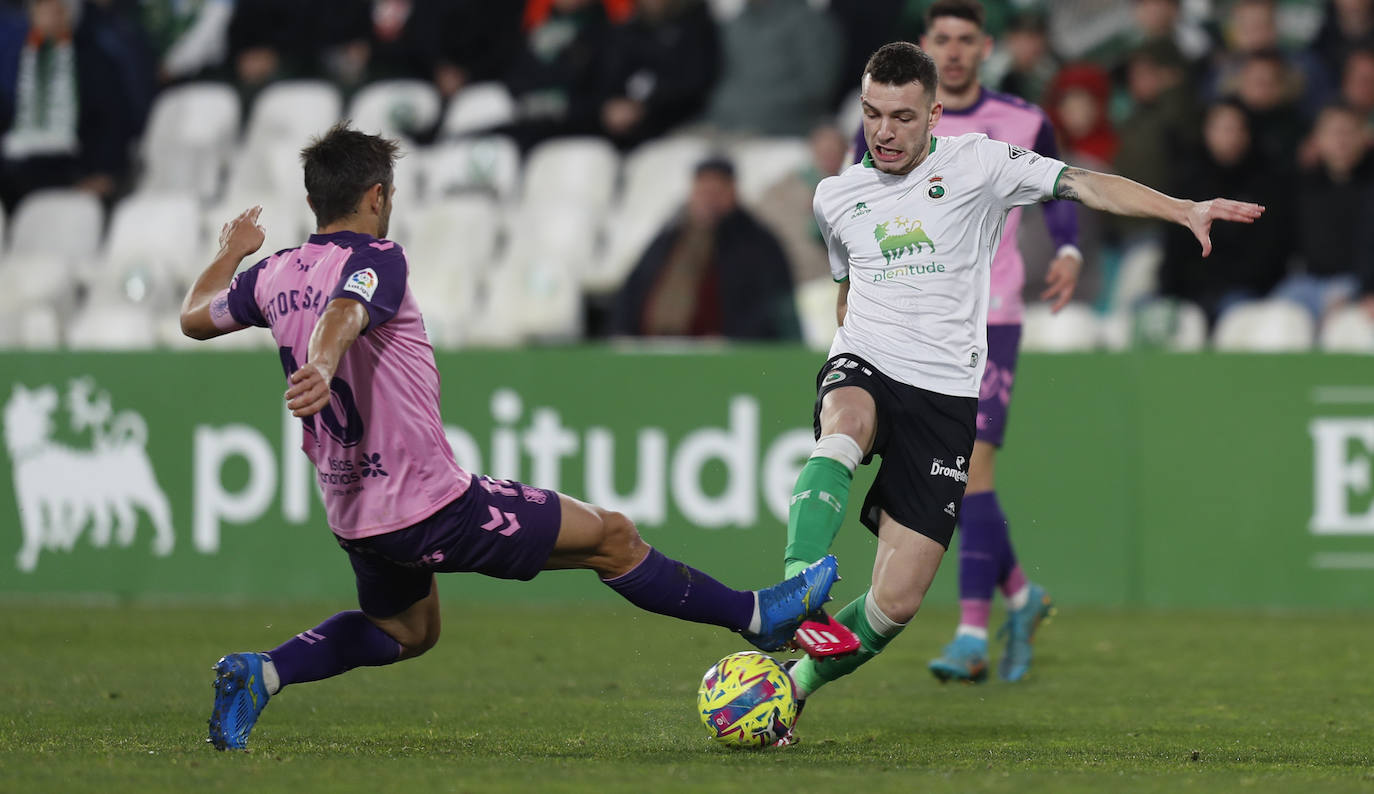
[792,611,860,658]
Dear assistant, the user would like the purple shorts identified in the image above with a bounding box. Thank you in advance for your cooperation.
[975,324,1022,448]
[335,476,562,618]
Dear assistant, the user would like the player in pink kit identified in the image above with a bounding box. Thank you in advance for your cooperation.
[179,123,842,750]
[849,1,1078,683]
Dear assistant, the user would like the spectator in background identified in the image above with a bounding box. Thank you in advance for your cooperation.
[996,12,1058,107]
[597,0,718,150]
[1112,39,1197,211]
[228,0,370,93]
[703,0,840,137]
[427,1,523,100]
[1045,63,1117,169]
[612,157,800,340]
[1207,0,1333,117]
[140,0,233,84]
[1276,103,1374,322]
[1092,0,1211,71]
[826,0,924,109]
[502,0,611,150]
[1159,99,1291,325]
[1310,0,1374,81]
[753,124,848,286]
[1341,47,1374,127]
[1230,49,1309,165]
[0,0,153,211]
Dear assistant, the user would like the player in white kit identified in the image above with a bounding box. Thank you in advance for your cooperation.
[775,42,1263,743]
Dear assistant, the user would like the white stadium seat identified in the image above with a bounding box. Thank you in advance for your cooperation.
[1108,241,1163,313]
[424,136,522,203]
[92,192,202,308]
[1213,299,1315,351]
[1021,302,1100,351]
[1100,298,1208,352]
[233,81,342,199]
[520,137,620,212]
[347,79,442,143]
[593,204,669,295]
[66,303,158,350]
[8,189,104,265]
[730,136,811,205]
[468,205,596,344]
[403,196,502,347]
[618,134,711,221]
[1318,305,1374,353]
[441,82,516,137]
[0,253,75,317]
[138,82,240,199]
[796,278,839,351]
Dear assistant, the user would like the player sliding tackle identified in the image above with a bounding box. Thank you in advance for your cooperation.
[180,123,845,751]
[776,42,1263,744]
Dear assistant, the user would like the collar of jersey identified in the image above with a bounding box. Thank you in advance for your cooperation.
[861,136,938,170]
[308,229,378,246]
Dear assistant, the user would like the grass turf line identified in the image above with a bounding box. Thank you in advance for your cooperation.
[1,602,1371,794]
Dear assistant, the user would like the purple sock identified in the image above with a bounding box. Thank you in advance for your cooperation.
[958,492,1017,604]
[602,548,754,631]
[267,611,403,689]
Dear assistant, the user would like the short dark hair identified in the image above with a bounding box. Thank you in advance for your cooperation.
[863,42,939,102]
[300,121,400,228]
[694,155,736,180]
[926,0,984,30]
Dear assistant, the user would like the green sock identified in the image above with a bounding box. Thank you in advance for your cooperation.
[790,591,905,698]
[783,456,853,578]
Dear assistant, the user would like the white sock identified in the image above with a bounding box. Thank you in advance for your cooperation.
[955,625,988,642]
[863,590,907,637]
[748,593,761,634]
[261,654,281,696]
[1007,585,1030,611]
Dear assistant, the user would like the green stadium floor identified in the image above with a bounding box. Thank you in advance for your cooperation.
[2,602,1371,794]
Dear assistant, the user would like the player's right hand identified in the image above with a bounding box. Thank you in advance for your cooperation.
[219,205,266,260]
[285,362,332,418]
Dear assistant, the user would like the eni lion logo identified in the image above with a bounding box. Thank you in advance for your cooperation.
[873,217,937,264]
[4,378,174,572]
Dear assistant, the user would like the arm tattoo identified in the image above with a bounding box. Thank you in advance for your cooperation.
[1055,167,1087,202]
[210,293,231,323]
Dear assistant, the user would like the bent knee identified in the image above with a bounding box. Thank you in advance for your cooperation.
[870,588,921,625]
[597,510,648,573]
[396,623,440,659]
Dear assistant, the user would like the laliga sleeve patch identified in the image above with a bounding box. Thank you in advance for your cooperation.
[343,267,378,302]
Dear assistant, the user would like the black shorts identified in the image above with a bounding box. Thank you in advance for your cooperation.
[812,354,977,549]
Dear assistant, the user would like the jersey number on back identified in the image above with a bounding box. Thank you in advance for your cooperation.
[278,346,365,447]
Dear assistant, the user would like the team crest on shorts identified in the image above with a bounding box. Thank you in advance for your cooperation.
[521,485,548,504]
[823,371,846,385]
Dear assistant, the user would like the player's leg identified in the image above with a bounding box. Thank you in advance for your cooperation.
[545,493,839,651]
[209,541,440,750]
[788,511,944,698]
[783,358,881,578]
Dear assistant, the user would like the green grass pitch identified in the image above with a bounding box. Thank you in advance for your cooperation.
[2,601,1371,794]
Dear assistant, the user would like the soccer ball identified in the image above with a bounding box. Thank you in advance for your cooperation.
[697,651,798,748]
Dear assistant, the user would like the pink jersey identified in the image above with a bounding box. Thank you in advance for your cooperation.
[933,89,1062,324]
[223,230,470,539]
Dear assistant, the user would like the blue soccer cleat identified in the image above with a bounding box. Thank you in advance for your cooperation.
[741,555,840,652]
[997,583,1055,682]
[208,652,271,750]
[928,633,990,684]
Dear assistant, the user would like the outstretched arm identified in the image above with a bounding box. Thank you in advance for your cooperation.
[180,206,265,339]
[284,297,370,418]
[1054,167,1265,257]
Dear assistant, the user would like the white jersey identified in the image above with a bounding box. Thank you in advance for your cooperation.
[814,132,1065,398]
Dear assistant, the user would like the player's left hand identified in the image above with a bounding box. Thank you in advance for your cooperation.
[1040,252,1082,313]
[1186,199,1265,258]
[285,362,332,418]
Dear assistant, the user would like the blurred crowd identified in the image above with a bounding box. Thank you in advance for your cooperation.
[1,0,1373,347]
